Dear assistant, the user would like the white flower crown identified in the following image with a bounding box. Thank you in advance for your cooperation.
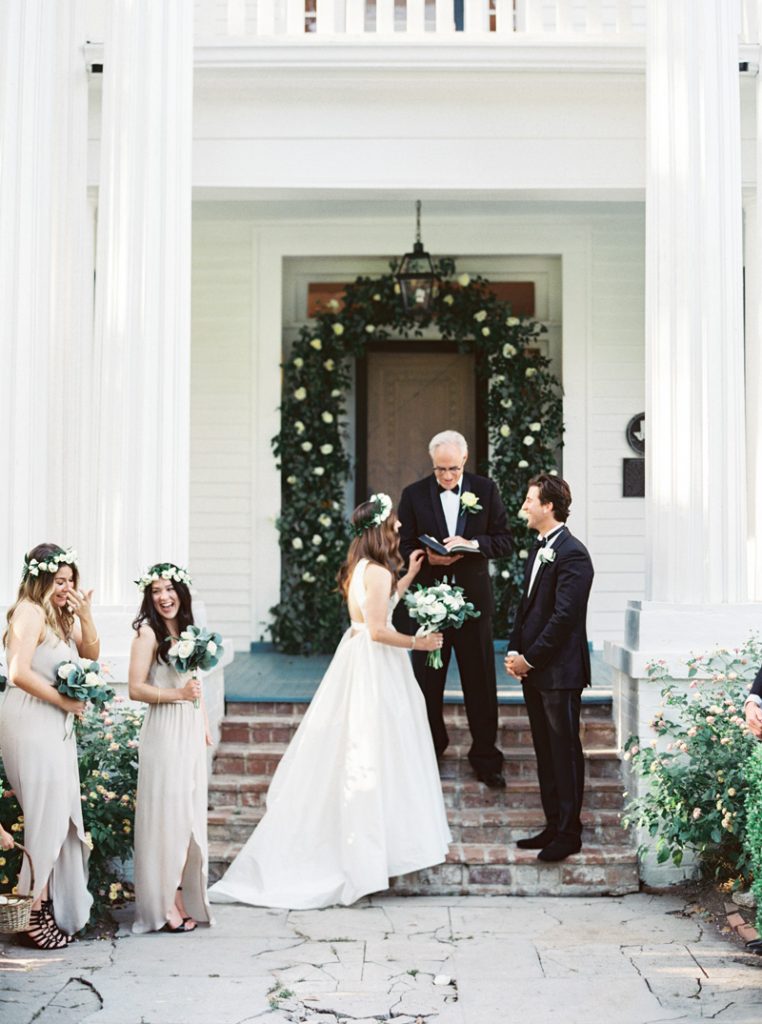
[353,493,393,535]
[23,547,77,580]
[135,562,193,593]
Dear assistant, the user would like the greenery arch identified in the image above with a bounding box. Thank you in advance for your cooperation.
[270,263,563,655]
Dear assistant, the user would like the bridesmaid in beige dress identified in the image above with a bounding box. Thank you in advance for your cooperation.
[0,543,98,948]
[129,562,213,934]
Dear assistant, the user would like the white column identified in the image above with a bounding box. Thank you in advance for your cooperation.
[0,0,90,600]
[645,0,746,606]
[746,1,762,599]
[92,0,193,606]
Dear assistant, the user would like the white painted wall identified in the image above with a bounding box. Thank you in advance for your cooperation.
[189,202,645,650]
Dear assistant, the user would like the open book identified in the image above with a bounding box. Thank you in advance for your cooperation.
[418,534,479,556]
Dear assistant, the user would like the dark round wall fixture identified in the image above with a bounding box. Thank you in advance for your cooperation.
[626,412,645,455]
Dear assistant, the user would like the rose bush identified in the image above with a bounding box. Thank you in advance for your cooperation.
[622,638,761,880]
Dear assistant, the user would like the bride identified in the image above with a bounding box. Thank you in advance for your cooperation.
[209,493,451,909]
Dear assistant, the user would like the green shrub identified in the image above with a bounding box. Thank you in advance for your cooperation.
[623,639,760,879]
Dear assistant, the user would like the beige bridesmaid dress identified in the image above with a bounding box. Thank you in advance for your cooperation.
[132,659,212,933]
[0,630,93,934]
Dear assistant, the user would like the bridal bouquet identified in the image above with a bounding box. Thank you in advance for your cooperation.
[55,659,114,707]
[167,625,224,709]
[404,578,480,669]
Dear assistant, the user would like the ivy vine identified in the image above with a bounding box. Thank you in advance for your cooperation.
[270,263,564,655]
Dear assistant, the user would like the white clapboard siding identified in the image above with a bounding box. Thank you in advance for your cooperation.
[190,222,253,652]
[585,212,645,645]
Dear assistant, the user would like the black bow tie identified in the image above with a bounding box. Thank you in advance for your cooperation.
[438,484,460,496]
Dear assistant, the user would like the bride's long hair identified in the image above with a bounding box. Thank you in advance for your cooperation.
[336,500,403,600]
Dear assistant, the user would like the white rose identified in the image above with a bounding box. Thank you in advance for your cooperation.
[84,672,100,687]
[293,356,304,368]
[372,293,381,301]
[327,299,340,311]
[519,549,528,559]
[320,444,333,455]
[474,310,487,323]
[301,441,313,452]
[57,663,76,679]
[394,282,401,294]
[332,323,344,336]
[461,491,479,508]
[530,422,541,432]
[206,640,217,656]
[319,514,332,527]
[503,344,516,358]
[294,387,307,400]
[481,327,491,337]
[525,368,537,378]
[312,534,322,546]
[287,475,297,485]
[168,642,180,658]
[324,359,335,371]
[310,338,322,350]
[518,459,529,469]
[177,639,195,660]
[292,537,304,550]
[321,411,334,424]
[302,571,316,583]
[365,324,375,334]
[499,425,510,438]
[458,273,471,287]
[506,316,520,326]
[523,435,535,446]
[316,554,327,563]
[443,294,455,305]
[501,398,513,409]
[501,569,510,579]
[549,469,558,476]
[314,467,325,476]
[295,420,305,434]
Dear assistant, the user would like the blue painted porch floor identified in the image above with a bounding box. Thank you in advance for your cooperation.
[225,645,614,705]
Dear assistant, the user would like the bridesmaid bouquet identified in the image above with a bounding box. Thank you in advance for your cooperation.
[404,578,480,669]
[167,625,224,709]
[55,659,114,736]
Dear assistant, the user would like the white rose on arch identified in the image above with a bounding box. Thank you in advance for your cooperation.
[474,310,487,323]
[499,425,511,438]
[294,387,307,400]
[310,338,322,350]
[529,422,541,432]
[321,411,334,424]
[292,537,304,550]
[523,435,535,446]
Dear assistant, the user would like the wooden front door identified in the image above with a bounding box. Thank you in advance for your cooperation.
[357,345,482,508]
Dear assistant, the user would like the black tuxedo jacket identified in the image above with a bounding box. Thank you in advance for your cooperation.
[398,472,512,616]
[508,526,594,691]
[750,665,762,698]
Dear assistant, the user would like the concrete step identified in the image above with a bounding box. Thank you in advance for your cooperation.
[207,839,639,897]
[207,773,626,812]
[224,700,612,720]
[212,742,623,781]
[219,713,616,750]
[207,804,629,846]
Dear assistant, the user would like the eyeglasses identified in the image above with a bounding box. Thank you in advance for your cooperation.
[433,462,465,476]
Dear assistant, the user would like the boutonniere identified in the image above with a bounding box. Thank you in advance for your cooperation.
[460,491,483,515]
[537,547,557,565]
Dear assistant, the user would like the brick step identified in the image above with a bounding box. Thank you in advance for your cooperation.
[207,774,626,812]
[219,714,616,750]
[224,700,612,720]
[207,840,639,897]
[207,804,628,846]
[212,742,623,781]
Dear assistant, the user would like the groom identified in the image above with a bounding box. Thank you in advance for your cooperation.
[505,473,594,862]
[398,429,513,788]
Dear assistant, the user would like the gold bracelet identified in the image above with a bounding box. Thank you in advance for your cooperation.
[82,634,99,647]
[410,635,416,650]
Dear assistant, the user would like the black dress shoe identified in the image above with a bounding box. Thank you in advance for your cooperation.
[476,771,506,789]
[537,837,582,862]
[516,828,557,850]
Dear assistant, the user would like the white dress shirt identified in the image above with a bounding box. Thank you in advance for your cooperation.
[440,484,460,538]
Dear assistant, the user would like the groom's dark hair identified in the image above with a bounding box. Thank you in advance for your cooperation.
[529,473,571,522]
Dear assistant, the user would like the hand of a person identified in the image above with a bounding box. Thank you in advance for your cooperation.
[444,535,475,551]
[426,549,463,567]
[745,700,762,739]
[205,728,214,748]
[59,695,86,716]
[180,677,202,703]
[416,632,444,653]
[0,824,15,850]
[407,549,426,577]
[67,588,95,621]
[504,653,530,679]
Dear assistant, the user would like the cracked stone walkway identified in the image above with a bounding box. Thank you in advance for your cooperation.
[1,894,761,1024]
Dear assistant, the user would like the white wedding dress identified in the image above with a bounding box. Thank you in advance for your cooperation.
[209,558,451,909]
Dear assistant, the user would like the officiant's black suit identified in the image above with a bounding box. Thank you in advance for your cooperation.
[509,526,594,843]
[398,472,512,776]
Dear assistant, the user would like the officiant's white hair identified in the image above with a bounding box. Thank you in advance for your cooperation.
[429,430,468,457]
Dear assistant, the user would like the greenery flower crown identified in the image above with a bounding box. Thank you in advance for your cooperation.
[23,546,77,581]
[352,493,393,536]
[135,562,193,593]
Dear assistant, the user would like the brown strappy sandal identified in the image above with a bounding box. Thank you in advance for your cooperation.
[19,908,69,950]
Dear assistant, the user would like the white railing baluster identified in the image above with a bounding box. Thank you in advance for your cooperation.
[616,0,632,33]
[494,0,514,36]
[345,0,365,34]
[464,0,488,33]
[435,0,456,33]
[741,0,758,44]
[316,0,337,34]
[195,1,218,40]
[227,0,247,35]
[286,0,305,34]
[522,0,543,33]
[407,0,426,36]
[556,0,572,33]
[586,0,603,33]
[257,0,276,34]
[376,0,395,34]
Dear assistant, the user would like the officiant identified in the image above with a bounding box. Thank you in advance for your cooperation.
[397,430,513,788]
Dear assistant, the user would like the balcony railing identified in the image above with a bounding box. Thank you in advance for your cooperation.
[193,0,648,39]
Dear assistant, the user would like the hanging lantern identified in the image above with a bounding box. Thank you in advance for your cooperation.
[396,201,439,317]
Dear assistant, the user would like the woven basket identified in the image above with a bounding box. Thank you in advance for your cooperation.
[0,843,35,933]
